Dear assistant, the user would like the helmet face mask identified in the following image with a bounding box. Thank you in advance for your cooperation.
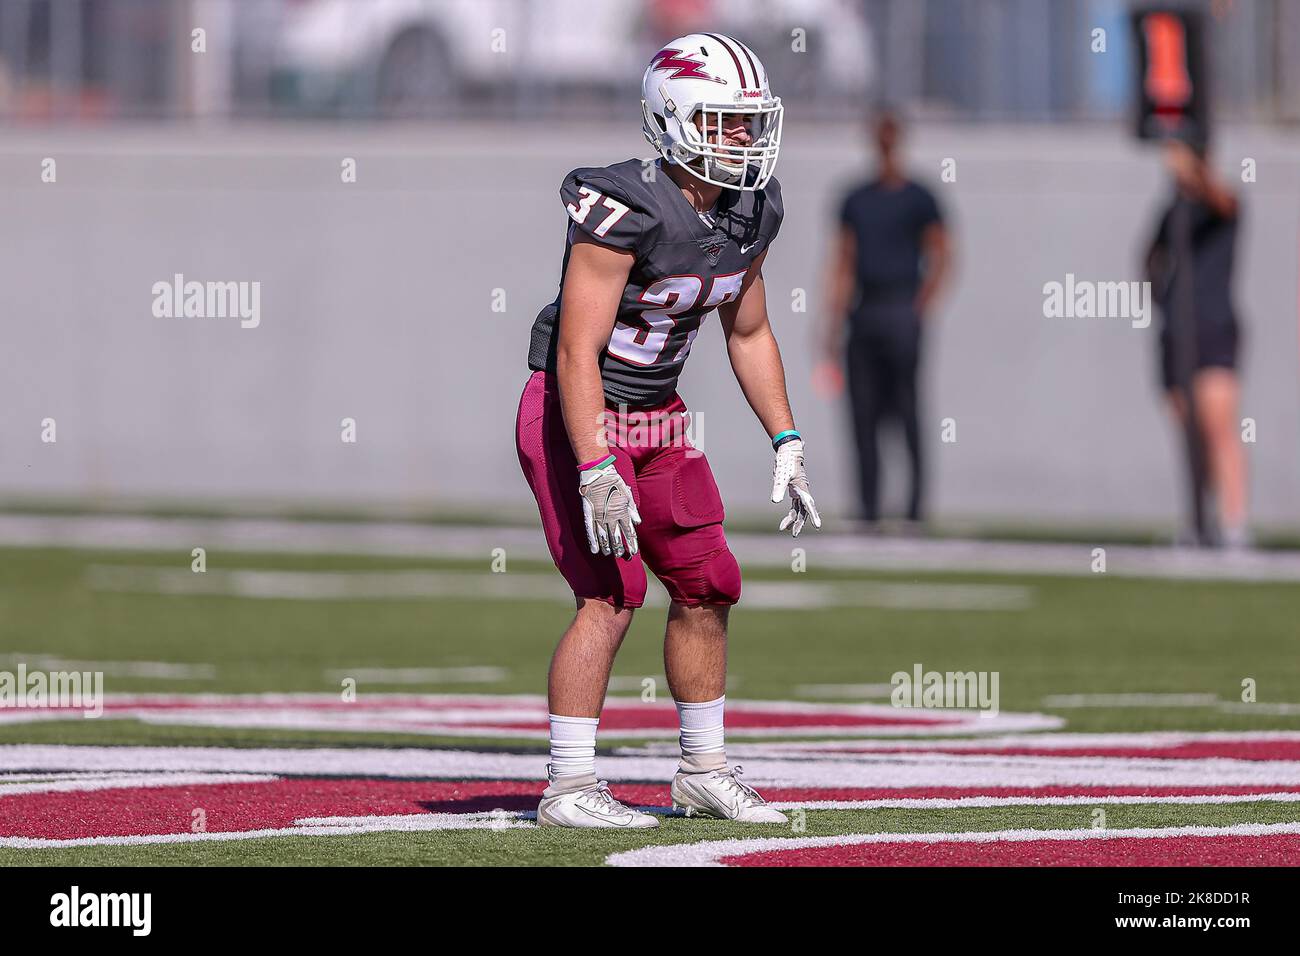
[640,34,783,192]
[681,104,782,187]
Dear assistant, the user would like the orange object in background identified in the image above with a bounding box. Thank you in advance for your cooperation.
[1131,7,1208,144]
[1141,12,1193,114]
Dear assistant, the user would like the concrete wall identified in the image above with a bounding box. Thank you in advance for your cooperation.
[1,122,1296,524]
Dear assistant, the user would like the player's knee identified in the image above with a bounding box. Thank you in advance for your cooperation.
[689,547,742,605]
[576,596,636,635]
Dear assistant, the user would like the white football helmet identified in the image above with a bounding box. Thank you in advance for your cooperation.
[641,33,783,192]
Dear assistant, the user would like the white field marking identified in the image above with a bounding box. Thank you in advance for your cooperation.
[293,810,535,828]
[606,676,668,692]
[738,580,1032,611]
[9,745,1300,790]
[771,534,1300,583]
[85,565,573,603]
[605,821,1300,867]
[1220,702,1300,716]
[11,513,1300,582]
[0,653,215,680]
[0,812,535,850]
[794,683,896,699]
[616,729,1300,757]
[0,691,1062,738]
[296,804,678,829]
[1043,693,1221,708]
[0,772,277,796]
[322,667,508,685]
[10,797,1299,852]
[304,794,1300,823]
[0,772,171,786]
[83,564,1030,611]
[770,792,1300,811]
[0,711,79,724]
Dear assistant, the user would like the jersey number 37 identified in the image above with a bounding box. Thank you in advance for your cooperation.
[613,271,745,367]
[566,185,630,237]
[567,185,745,367]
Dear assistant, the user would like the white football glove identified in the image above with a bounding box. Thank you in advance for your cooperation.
[578,456,641,560]
[770,438,822,537]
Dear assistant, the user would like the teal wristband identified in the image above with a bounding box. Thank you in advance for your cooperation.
[771,429,801,449]
[578,454,616,472]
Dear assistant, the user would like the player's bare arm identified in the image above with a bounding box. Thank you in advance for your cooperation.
[555,234,633,465]
[555,233,642,560]
[720,250,822,537]
[719,249,794,438]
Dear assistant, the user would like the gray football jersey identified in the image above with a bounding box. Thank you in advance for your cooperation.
[528,159,784,406]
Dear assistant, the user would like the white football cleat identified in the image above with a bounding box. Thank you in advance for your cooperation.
[537,779,659,829]
[671,765,788,824]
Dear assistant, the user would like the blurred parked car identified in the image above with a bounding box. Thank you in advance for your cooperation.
[269,0,874,118]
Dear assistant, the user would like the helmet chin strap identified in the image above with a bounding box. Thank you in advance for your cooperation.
[710,161,745,184]
[683,154,743,188]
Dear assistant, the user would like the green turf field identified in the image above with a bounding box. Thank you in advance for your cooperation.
[2,546,1298,743]
[2,542,1299,866]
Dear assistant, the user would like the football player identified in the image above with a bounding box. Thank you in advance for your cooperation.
[516,33,820,828]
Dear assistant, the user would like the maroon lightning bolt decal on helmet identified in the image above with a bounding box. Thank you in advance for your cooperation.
[650,48,723,83]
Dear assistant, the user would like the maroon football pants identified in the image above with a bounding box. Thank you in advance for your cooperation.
[515,371,741,609]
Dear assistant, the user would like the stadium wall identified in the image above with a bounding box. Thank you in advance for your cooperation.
[2,122,1296,526]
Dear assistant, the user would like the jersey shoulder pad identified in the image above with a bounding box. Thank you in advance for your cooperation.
[559,161,661,255]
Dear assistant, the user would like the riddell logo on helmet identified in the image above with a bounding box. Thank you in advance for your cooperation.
[735,90,766,99]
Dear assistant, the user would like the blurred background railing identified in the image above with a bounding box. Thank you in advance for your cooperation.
[1,0,1298,124]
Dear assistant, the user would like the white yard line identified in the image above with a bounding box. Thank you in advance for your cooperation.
[1042,693,1222,708]
[771,792,1300,811]
[0,653,215,681]
[1220,702,1300,716]
[0,691,1062,738]
[2,513,1298,581]
[605,821,1300,867]
[0,814,534,850]
[7,744,1300,790]
[605,676,669,692]
[293,810,534,829]
[83,564,1031,611]
[0,772,276,795]
[321,667,508,685]
[616,729,1300,757]
[794,683,897,699]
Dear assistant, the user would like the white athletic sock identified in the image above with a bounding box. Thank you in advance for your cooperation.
[548,714,599,781]
[676,695,726,772]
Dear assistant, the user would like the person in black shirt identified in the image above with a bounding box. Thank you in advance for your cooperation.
[821,109,951,525]
[1145,139,1248,547]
